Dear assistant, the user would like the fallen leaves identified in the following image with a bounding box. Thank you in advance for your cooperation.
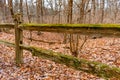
[0,31,120,80]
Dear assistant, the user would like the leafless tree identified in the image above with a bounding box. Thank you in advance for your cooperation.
[25,0,31,23]
[19,0,23,22]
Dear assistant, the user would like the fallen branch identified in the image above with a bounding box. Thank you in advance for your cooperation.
[24,36,62,44]
[0,40,120,79]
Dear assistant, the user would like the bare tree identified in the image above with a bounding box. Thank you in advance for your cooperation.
[67,0,79,57]
[0,0,8,23]
[36,0,43,23]
[14,0,19,13]
[8,0,14,22]
[25,0,31,23]
[100,0,105,23]
[19,0,23,22]
[58,0,62,23]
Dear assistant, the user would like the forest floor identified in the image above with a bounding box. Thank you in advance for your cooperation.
[0,30,120,80]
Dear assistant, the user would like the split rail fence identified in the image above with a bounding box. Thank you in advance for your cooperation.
[0,23,120,79]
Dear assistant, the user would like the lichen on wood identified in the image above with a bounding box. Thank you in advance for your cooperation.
[0,40,120,79]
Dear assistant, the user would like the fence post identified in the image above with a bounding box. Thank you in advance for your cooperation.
[14,13,23,66]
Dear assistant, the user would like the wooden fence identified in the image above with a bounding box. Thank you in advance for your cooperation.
[0,23,120,79]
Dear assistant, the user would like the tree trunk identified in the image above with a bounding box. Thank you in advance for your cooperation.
[100,0,105,23]
[19,0,23,22]
[25,0,31,23]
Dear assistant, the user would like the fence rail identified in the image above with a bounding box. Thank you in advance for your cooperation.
[0,23,120,79]
[0,23,14,28]
[0,40,120,79]
[1,23,120,37]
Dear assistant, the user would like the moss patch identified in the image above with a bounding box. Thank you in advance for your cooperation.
[20,23,120,29]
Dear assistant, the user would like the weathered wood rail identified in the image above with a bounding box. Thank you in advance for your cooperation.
[0,40,120,79]
[0,23,14,28]
[0,23,120,79]
[1,23,120,37]
[19,24,120,37]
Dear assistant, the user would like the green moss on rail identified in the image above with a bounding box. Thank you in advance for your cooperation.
[20,43,120,79]
[24,45,120,79]
[19,23,120,28]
